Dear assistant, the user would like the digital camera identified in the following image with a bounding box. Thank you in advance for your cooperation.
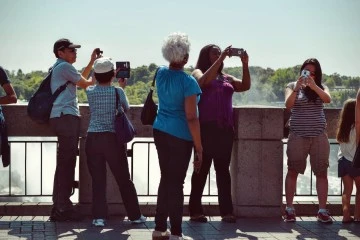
[116,61,130,78]
[229,48,245,57]
[95,48,103,56]
[301,69,310,79]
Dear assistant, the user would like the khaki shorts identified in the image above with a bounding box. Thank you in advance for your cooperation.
[286,132,330,175]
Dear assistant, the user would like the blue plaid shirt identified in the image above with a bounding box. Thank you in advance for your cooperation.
[86,85,129,133]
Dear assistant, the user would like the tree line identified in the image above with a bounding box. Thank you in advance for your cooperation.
[3,64,359,108]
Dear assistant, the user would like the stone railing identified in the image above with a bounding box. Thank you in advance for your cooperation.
[1,105,340,217]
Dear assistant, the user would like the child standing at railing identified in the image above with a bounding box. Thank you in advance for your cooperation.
[336,99,360,223]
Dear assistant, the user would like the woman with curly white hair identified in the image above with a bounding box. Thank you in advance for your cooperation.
[152,32,202,240]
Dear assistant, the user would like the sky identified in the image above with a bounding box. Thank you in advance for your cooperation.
[1,0,360,77]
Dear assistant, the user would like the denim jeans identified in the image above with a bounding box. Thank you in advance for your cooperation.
[189,122,234,216]
[85,132,141,220]
[153,129,193,236]
[49,114,80,211]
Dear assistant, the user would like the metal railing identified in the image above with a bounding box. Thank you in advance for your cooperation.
[0,139,57,198]
[0,137,347,200]
[0,138,217,200]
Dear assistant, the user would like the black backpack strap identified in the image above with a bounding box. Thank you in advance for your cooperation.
[53,82,70,96]
[50,62,71,95]
[48,61,63,73]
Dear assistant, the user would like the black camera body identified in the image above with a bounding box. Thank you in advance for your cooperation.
[116,61,130,78]
[95,48,103,56]
[229,48,244,57]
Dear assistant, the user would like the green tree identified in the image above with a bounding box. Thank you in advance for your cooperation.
[329,73,342,86]
[268,68,297,101]
[324,77,336,88]
[148,63,158,72]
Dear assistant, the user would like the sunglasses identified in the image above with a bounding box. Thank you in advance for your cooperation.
[58,46,77,53]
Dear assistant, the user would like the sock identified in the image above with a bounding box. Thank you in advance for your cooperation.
[286,206,295,211]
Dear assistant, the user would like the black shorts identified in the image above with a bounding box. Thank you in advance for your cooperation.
[338,157,360,178]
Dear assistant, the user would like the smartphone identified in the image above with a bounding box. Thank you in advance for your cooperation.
[116,61,130,78]
[229,48,244,57]
[95,48,103,57]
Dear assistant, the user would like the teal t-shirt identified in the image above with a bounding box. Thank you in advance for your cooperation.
[153,66,201,141]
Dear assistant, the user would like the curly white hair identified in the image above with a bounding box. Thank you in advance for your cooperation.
[162,32,190,63]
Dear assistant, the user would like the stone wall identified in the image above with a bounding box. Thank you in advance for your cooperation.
[1,105,340,217]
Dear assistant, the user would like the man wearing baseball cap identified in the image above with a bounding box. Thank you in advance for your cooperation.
[49,38,99,221]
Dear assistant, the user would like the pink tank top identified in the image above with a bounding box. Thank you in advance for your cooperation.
[198,75,234,128]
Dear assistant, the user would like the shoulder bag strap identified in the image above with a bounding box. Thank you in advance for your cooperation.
[115,87,119,113]
[151,67,160,88]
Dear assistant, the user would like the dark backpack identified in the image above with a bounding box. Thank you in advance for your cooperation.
[27,65,68,124]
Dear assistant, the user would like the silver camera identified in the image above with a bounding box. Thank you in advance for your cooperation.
[301,70,310,79]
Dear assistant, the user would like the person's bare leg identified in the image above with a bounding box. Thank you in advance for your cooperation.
[285,169,299,208]
[354,176,360,220]
[316,173,328,210]
[341,175,354,222]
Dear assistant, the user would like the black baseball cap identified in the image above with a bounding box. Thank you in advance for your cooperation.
[53,38,81,54]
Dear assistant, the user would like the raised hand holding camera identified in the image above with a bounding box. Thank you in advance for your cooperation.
[300,69,310,88]
[297,69,311,99]
[95,48,103,57]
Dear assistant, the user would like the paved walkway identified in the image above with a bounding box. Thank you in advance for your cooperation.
[1,215,360,240]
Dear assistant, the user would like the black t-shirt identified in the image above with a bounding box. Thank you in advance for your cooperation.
[0,66,11,86]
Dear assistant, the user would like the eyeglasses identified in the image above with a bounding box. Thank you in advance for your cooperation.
[67,48,77,53]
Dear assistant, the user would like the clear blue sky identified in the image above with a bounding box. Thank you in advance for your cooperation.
[1,0,359,76]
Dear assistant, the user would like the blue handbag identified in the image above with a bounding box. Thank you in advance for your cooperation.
[114,88,136,144]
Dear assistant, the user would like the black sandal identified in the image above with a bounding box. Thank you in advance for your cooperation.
[190,215,208,223]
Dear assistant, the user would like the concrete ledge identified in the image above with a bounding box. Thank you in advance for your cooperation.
[234,205,281,217]
[0,202,345,216]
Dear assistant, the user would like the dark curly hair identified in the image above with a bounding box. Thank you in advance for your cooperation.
[300,58,324,102]
[195,44,223,74]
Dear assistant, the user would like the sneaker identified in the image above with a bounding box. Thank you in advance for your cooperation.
[283,208,296,222]
[92,219,105,227]
[49,207,84,222]
[131,214,147,224]
[317,209,333,223]
[169,235,193,240]
[152,230,170,240]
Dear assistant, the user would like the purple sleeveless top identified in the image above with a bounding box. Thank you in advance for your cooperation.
[198,74,234,128]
